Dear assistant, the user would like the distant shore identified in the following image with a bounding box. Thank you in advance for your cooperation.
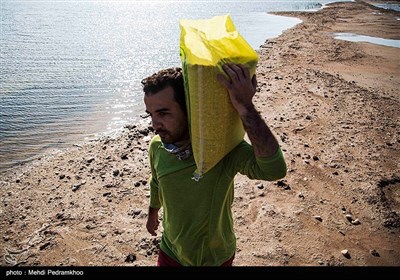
[1,0,399,267]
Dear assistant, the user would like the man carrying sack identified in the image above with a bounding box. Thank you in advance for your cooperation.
[142,15,287,266]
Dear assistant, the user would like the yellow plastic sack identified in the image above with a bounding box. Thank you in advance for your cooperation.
[179,14,258,180]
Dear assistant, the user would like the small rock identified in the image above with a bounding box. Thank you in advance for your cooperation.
[72,183,81,192]
[277,180,290,190]
[370,249,380,257]
[39,242,51,250]
[351,218,361,225]
[125,253,136,263]
[314,215,323,222]
[256,183,264,189]
[341,249,351,259]
[86,157,95,163]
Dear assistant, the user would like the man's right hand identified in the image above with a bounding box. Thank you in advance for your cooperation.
[146,207,160,236]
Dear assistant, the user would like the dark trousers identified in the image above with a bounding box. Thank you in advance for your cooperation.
[157,249,235,267]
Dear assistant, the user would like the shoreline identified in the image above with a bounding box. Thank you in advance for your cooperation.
[1,0,399,266]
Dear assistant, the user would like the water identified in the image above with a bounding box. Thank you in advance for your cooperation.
[371,3,400,12]
[334,33,400,48]
[370,3,400,21]
[1,0,336,173]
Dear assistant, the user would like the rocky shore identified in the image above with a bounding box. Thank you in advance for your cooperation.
[1,0,399,267]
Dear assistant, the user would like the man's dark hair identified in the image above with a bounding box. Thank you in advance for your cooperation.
[141,67,187,115]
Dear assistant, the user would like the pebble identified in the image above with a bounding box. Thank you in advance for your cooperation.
[370,249,380,257]
[341,249,350,258]
[314,215,323,222]
[125,253,136,263]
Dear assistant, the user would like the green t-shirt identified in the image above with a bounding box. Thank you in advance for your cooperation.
[149,135,287,266]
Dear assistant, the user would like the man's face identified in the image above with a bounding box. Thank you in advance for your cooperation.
[144,86,189,144]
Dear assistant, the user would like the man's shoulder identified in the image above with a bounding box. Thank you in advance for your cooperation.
[221,139,252,163]
[149,135,162,151]
[230,139,252,154]
[150,134,161,144]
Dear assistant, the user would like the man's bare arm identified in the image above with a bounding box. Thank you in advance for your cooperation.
[218,63,279,157]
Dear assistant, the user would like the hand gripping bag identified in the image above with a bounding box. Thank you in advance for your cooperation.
[179,14,258,180]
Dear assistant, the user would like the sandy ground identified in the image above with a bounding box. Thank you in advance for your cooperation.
[1,0,399,268]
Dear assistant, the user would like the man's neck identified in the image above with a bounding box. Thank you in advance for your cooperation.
[162,138,192,161]
[174,138,190,148]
